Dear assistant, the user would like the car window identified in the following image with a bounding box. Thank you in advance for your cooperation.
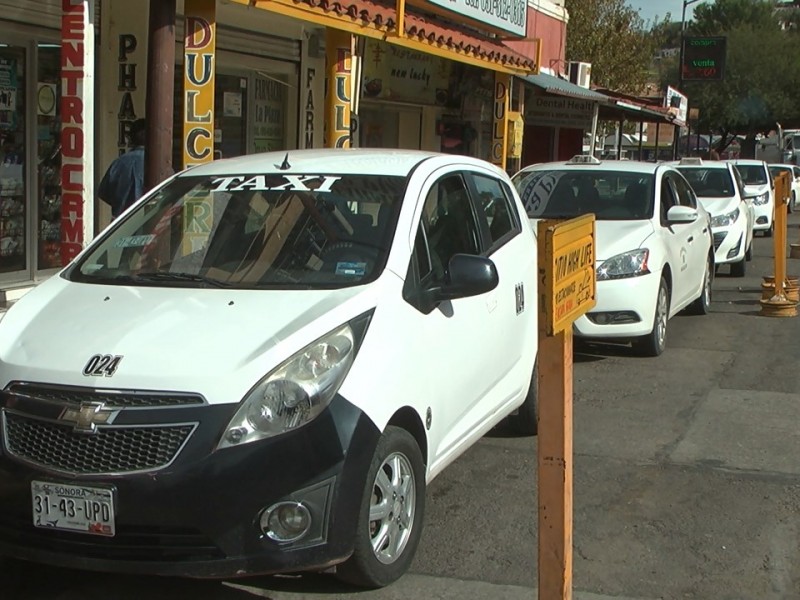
[677,167,734,198]
[672,173,697,208]
[469,173,520,251]
[736,164,769,185]
[793,167,800,179]
[70,173,405,289]
[415,173,481,284]
[511,169,654,220]
[660,174,679,223]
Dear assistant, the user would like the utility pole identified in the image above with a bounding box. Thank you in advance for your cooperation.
[145,0,177,190]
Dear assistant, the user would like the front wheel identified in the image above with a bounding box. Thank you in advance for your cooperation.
[632,277,669,357]
[336,426,425,588]
[730,255,746,277]
[688,257,713,315]
[765,222,774,238]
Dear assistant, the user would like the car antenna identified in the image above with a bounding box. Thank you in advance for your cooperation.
[276,153,291,171]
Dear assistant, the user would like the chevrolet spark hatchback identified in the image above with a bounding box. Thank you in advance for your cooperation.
[0,149,539,588]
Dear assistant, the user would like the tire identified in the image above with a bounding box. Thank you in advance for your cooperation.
[730,255,746,277]
[632,277,669,357]
[746,239,753,261]
[509,360,538,435]
[688,256,713,315]
[336,426,425,588]
[791,192,796,213]
[765,222,774,238]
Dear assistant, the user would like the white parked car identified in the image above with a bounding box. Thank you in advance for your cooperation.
[674,159,755,277]
[728,159,774,235]
[0,149,539,587]
[768,163,800,213]
[512,156,713,357]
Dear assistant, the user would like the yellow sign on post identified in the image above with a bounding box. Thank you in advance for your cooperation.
[183,0,216,169]
[540,214,597,335]
[537,214,596,600]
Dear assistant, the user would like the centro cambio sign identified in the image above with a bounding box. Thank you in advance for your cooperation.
[681,36,727,81]
[422,0,527,37]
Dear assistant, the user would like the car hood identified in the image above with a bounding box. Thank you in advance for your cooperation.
[696,196,741,217]
[743,184,770,196]
[0,275,379,405]
[529,218,653,262]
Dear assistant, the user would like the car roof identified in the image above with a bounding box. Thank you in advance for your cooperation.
[516,158,664,175]
[668,159,732,170]
[727,158,767,165]
[177,148,445,178]
[769,163,796,169]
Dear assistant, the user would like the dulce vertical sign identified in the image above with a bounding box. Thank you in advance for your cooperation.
[183,0,216,168]
[60,0,94,265]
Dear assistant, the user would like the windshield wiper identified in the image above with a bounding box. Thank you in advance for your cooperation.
[134,271,232,288]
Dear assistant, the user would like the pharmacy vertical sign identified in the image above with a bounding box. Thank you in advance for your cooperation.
[60,0,95,265]
[183,0,216,168]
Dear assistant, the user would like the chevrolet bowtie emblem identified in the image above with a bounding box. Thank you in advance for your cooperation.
[60,402,117,434]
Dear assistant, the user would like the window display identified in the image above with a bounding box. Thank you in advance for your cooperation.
[37,44,62,270]
[0,47,26,275]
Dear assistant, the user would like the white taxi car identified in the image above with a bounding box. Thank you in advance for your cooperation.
[768,163,800,212]
[512,156,713,357]
[728,159,774,235]
[0,149,539,588]
[674,159,754,277]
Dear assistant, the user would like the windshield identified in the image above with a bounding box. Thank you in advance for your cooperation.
[677,167,734,198]
[769,166,790,180]
[511,169,654,220]
[70,173,405,289]
[735,164,768,185]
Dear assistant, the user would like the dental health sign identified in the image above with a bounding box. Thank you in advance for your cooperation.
[421,0,527,37]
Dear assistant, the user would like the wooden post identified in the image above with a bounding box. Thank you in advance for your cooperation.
[145,0,176,190]
[536,215,595,600]
[537,328,573,600]
[761,171,797,316]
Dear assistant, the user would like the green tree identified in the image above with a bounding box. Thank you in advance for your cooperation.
[681,0,800,156]
[564,0,654,93]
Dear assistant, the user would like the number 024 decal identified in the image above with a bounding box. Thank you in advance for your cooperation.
[82,354,123,377]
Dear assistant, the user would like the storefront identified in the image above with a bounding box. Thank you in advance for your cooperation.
[0,1,71,293]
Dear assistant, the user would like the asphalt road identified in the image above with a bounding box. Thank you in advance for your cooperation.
[3,218,800,600]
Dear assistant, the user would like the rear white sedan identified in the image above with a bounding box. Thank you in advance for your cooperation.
[512,156,713,356]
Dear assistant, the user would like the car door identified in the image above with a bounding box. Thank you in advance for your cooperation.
[402,168,504,470]
[659,172,693,310]
[732,166,755,244]
[672,171,709,299]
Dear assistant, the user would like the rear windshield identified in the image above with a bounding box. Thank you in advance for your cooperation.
[69,173,405,289]
[735,164,768,185]
[677,167,734,198]
[511,169,654,220]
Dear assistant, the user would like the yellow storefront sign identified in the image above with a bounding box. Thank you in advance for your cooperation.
[183,0,216,169]
[539,214,597,335]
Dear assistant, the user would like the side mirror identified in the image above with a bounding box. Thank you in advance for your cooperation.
[416,254,499,312]
[666,205,698,224]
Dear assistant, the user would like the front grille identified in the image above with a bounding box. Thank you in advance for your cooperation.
[4,413,194,474]
[7,383,205,408]
[713,231,726,251]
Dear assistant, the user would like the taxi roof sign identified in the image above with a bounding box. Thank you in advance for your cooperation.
[679,157,703,166]
[567,155,601,165]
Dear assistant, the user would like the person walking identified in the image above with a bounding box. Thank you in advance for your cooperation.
[98,118,146,218]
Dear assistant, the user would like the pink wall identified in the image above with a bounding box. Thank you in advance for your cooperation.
[504,8,567,76]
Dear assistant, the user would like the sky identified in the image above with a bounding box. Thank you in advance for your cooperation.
[625,0,704,26]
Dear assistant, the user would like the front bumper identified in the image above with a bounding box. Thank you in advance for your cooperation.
[0,387,379,578]
[573,270,661,339]
[753,201,773,231]
[711,222,746,265]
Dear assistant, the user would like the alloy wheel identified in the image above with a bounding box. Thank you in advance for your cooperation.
[369,452,416,565]
[656,285,668,350]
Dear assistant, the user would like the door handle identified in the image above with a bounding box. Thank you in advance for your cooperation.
[702,227,708,234]
[688,236,694,243]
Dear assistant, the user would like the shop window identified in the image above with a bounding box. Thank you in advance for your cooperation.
[37,44,62,270]
[0,47,26,275]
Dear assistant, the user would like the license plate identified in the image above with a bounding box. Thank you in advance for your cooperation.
[31,480,115,537]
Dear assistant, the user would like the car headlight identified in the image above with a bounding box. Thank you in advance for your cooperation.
[710,207,740,228]
[753,192,769,206]
[596,248,650,281]
[217,323,357,450]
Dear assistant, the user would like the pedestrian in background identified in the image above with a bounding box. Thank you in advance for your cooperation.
[98,118,145,218]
